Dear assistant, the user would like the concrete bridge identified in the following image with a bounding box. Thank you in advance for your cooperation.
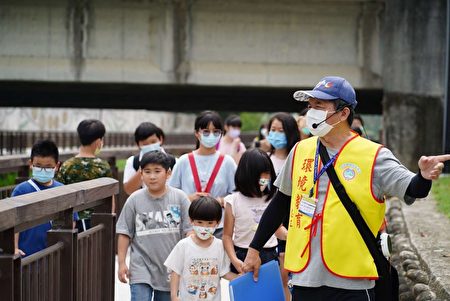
[0,0,448,169]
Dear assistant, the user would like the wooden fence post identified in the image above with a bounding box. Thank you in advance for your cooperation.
[0,228,21,301]
[91,204,116,301]
[47,229,78,301]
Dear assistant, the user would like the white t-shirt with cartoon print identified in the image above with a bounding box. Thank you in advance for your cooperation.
[164,236,231,300]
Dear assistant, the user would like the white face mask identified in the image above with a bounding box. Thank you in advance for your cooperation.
[306,108,338,137]
[259,178,270,192]
[193,225,216,240]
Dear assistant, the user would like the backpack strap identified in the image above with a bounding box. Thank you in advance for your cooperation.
[27,179,41,192]
[188,152,225,193]
[133,155,140,171]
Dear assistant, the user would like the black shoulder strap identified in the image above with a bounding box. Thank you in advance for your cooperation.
[133,155,140,171]
[319,141,399,301]
[318,142,382,263]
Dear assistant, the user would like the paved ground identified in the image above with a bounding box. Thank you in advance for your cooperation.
[401,193,450,299]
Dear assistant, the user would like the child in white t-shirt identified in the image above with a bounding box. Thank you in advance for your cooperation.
[164,196,237,301]
[223,149,286,274]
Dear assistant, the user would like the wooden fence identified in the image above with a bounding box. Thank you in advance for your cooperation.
[0,178,119,301]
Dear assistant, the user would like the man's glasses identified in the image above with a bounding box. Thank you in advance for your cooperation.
[32,166,55,172]
[200,129,222,137]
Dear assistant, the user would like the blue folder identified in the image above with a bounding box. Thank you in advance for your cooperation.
[229,260,285,301]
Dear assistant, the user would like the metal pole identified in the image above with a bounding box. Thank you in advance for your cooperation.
[444,0,450,173]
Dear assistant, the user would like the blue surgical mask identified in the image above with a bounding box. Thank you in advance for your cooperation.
[32,166,55,183]
[200,134,221,148]
[267,131,287,149]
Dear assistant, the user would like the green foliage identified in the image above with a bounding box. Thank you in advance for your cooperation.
[116,159,127,172]
[240,112,270,132]
[0,172,18,187]
[432,175,450,218]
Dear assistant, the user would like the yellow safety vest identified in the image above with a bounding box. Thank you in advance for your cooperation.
[285,135,384,279]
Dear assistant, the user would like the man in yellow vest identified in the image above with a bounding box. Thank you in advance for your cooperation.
[242,76,450,300]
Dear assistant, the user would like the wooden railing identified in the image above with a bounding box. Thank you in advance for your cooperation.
[0,130,256,156]
[0,178,119,301]
[0,131,201,155]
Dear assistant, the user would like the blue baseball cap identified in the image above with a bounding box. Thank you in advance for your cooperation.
[293,76,357,109]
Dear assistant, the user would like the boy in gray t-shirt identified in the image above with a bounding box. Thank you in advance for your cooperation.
[117,151,192,301]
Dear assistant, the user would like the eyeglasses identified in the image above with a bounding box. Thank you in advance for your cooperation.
[32,166,55,172]
[200,129,222,137]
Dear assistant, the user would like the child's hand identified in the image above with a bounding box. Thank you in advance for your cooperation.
[231,258,244,274]
[118,263,130,283]
[14,248,25,257]
[171,297,180,301]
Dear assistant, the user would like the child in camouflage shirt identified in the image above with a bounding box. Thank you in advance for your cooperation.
[56,119,113,232]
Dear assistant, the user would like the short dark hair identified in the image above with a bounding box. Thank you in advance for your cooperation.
[31,140,59,162]
[140,151,171,170]
[334,99,354,126]
[166,153,176,170]
[224,115,242,128]
[77,119,106,146]
[268,112,300,153]
[189,196,222,222]
[235,149,276,200]
[134,122,165,144]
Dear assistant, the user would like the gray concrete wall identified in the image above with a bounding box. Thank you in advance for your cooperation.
[0,0,384,89]
[0,107,196,133]
[382,0,446,170]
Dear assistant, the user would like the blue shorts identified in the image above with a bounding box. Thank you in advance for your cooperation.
[130,283,170,301]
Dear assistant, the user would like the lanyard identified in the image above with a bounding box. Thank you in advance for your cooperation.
[309,141,339,197]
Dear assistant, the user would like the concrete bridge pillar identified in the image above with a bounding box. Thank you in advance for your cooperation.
[382,0,446,170]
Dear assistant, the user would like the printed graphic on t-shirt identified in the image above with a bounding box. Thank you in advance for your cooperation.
[250,205,267,232]
[185,257,219,300]
[135,204,181,236]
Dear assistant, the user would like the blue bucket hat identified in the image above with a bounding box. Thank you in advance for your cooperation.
[293,76,357,109]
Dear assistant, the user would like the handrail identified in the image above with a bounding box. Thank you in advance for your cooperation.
[21,241,64,265]
[0,147,136,171]
[0,178,119,232]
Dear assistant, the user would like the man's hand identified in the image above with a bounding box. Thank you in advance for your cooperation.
[418,154,450,180]
[242,247,261,282]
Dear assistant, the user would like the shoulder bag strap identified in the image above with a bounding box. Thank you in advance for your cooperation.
[132,155,140,171]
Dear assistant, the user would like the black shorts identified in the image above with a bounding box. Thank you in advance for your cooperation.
[277,239,286,254]
[292,286,375,301]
